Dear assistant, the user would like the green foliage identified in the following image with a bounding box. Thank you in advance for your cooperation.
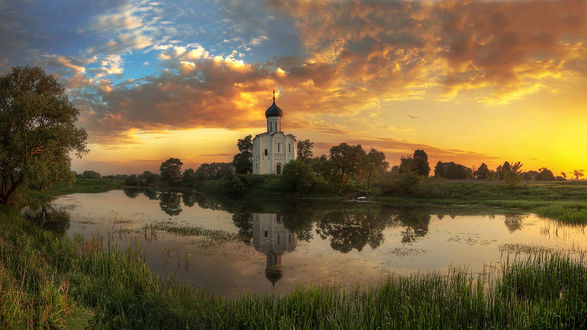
[434,161,473,179]
[322,143,367,194]
[195,162,234,183]
[159,158,183,184]
[474,163,491,179]
[222,175,247,195]
[413,149,430,177]
[182,168,197,187]
[378,158,426,197]
[503,161,523,187]
[82,170,101,179]
[281,160,317,194]
[296,139,314,161]
[124,174,142,186]
[142,171,159,185]
[396,157,426,196]
[0,66,88,203]
[232,135,253,174]
[364,148,388,196]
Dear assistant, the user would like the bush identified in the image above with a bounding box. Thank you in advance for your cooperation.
[281,160,317,194]
[124,174,142,186]
[222,175,246,195]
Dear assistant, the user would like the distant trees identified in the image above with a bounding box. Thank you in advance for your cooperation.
[82,170,101,179]
[124,174,141,186]
[574,169,584,180]
[434,162,472,179]
[233,135,253,174]
[195,162,234,182]
[413,150,430,177]
[502,161,523,187]
[182,168,197,187]
[474,163,491,179]
[297,139,314,161]
[0,66,88,203]
[535,167,554,181]
[142,171,159,185]
[160,158,183,184]
[396,156,424,195]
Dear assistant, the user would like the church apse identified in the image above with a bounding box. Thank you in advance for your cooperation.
[253,213,297,287]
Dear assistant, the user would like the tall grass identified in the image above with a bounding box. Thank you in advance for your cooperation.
[1,207,586,328]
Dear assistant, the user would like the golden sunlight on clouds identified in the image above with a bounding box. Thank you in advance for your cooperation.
[68,0,586,174]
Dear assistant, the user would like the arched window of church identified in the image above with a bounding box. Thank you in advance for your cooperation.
[264,149,268,156]
[278,143,280,152]
[288,143,291,152]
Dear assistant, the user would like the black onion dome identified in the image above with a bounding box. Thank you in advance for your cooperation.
[265,101,283,118]
[265,269,282,287]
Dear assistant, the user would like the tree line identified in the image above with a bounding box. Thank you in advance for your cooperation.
[112,131,586,197]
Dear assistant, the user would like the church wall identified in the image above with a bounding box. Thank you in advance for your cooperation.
[253,133,296,174]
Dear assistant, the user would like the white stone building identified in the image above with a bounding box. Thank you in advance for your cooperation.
[252,91,296,174]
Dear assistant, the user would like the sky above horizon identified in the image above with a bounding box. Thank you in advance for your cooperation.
[1,0,585,175]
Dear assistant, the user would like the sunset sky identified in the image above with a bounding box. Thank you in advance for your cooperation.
[1,0,585,175]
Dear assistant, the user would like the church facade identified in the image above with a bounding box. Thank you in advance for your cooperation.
[252,91,296,174]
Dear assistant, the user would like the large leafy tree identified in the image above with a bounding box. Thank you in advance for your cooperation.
[160,158,183,184]
[322,143,366,194]
[232,135,253,174]
[0,66,88,203]
[413,149,430,177]
[364,148,388,196]
[296,139,314,161]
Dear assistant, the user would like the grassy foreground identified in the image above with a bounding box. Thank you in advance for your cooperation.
[1,207,585,328]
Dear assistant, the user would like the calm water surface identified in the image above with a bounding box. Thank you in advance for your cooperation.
[53,189,586,296]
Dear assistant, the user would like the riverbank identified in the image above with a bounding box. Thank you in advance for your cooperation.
[52,178,587,224]
[1,207,585,328]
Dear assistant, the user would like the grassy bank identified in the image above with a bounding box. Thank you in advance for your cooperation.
[49,178,124,195]
[1,208,585,328]
[376,181,587,224]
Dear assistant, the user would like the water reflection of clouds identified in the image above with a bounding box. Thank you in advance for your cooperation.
[53,190,587,296]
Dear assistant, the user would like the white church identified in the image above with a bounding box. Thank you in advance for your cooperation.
[252,91,296,174]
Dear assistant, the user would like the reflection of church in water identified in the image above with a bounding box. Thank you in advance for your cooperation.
[253,213,297,287]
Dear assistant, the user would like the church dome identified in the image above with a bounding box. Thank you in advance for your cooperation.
[265,90,283,118]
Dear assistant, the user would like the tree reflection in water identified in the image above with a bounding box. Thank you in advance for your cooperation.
[315,206,433,252]
[232,212,254,244]
[142,190,159,200]
[504,214,524,232]
[158,191,182,216]
[182,191,196,208]
[316,207,389,253]
[123,188,140,198]
[23,204,71,236]
[393,208,431,244]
